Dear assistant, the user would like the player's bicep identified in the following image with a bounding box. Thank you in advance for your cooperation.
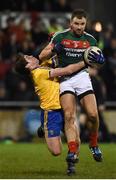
[45,44,54,51]
[50,33,61,45]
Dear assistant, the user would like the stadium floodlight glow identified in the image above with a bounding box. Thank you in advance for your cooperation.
[94,22,102,32]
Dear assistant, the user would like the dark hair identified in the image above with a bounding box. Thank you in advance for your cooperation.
[14,53,30,76]
[71,9,87,20]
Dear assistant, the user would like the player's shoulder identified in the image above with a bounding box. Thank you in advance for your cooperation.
[32,67,49,75]
[84,31,97,41]
[31,67,50,80]
[52,28,70,39]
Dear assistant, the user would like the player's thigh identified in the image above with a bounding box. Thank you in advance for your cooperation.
[60,78,76,112]
[60,93,76,113]
[41,109,63,137]
[41,110,63,154]
[80,93,98,116]
[74,71,93,98]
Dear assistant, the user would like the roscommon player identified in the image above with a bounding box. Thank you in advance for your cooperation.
[14,53,86,157]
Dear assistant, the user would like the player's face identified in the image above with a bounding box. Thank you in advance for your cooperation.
[24,55,39,70]
[70,17,87,35]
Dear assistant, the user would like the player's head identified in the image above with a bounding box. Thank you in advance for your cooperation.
[70,9,87,36]
[14,53,30,76]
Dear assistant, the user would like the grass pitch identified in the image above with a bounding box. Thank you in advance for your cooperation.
[0,142,116,179]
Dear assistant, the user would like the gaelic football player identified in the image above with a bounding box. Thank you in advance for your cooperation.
[39,9,105,175]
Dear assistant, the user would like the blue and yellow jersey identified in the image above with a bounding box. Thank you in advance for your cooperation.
[31,67,61,110]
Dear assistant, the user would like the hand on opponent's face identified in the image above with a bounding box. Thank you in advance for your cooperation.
[24,55,39,70]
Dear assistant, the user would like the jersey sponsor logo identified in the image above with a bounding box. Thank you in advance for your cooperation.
[66,52,83,58]
[62,39,90,49]
[65,48,85,53]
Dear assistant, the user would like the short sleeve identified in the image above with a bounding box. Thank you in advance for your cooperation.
[50,32,62,45]
[90,37,97,46]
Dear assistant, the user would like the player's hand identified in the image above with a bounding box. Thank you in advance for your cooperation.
[37,126,44,138]
[24,55,39,70]
[88,50,105,65]
[52,43,65,54]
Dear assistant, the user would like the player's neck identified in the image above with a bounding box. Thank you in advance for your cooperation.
[31,65,41,70]
[70,29,84,38]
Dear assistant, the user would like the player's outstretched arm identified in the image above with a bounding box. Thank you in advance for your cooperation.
[50,61,86,78]
[24,55,86,78]
[39,43,64,61]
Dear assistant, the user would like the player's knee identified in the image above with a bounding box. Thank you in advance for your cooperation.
[88,111,98,123]
[51,148,61,156]
[64,111,75,123]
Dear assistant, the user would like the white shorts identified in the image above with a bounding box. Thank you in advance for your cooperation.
[60,70,94,100]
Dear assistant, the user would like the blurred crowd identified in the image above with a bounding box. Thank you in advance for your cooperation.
[0,0,72,12]
[0,11,116,105]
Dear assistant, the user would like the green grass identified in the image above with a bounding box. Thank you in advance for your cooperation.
[0,142,116,179]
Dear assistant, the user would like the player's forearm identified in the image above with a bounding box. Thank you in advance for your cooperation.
[50,61,85,78]
[65,61,86,74]
[39,44,53,61]
[50,68,67,77]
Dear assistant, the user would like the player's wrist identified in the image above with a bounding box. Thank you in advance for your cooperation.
[52,47,56,53]
[84,60,89,68]
[38,55,42,64]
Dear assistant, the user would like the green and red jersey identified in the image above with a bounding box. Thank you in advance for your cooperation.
[51,29,97,67]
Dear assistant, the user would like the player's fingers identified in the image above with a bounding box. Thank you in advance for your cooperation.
[24,55,34,63]
[97,50,102,54]
[25,63,34,70]
[25,63,30,68]
[88,56,96,63]
[88,54,96,61]
[24,55,30,61]
[89,51,98,56]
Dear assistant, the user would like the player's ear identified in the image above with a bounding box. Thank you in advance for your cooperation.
[70,23,73,30]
